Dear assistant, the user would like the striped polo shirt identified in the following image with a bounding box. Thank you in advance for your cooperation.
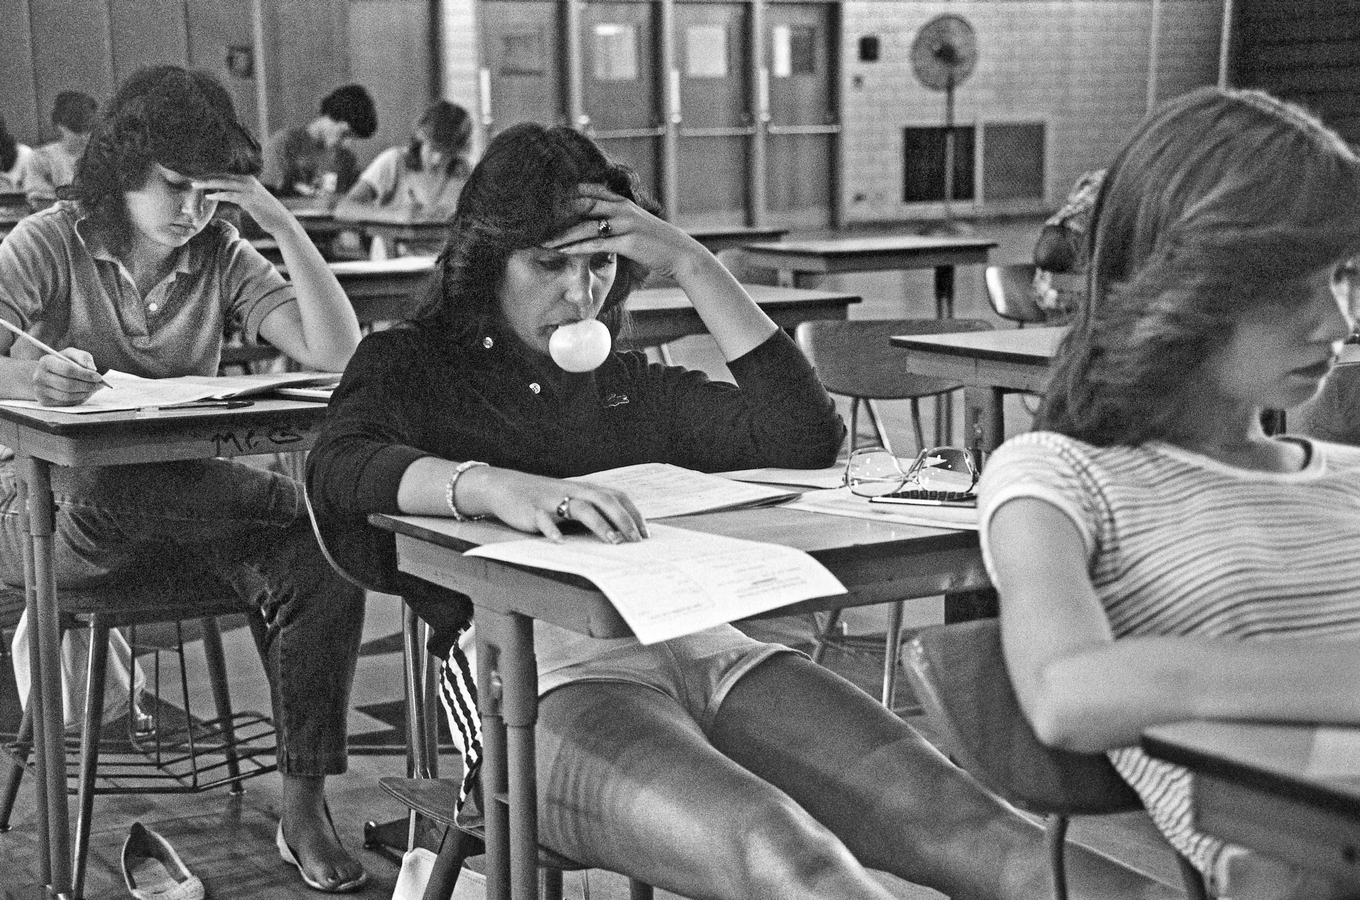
[977,430,1360,876]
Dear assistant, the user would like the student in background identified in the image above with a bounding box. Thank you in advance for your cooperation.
[1031,168,1104,321]
[261,83,377,203]
[334,100,472,225]
[0,115,33,194]
[0,65,368,892]
[20,90,98,210]
[980,87,1360,900]
[309,122,1179,900]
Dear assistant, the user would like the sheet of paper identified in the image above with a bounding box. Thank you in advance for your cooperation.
[1306,727,1360,778]
[0,370,335,413]
[464,522,845,644]
[570,462,798,519]
[787,487,979,531]
[718,465,846,490]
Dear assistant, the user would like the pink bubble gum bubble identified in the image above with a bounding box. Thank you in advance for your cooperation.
[549,319,611,372]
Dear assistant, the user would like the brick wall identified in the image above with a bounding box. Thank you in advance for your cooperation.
[841,0,1222,224]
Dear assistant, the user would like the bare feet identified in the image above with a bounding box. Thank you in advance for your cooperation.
[278,774,368,892]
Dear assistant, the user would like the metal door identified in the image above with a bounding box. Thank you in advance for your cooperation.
[764,0,838,229]
[478,1,564,137]
[581,1,663,206]
[673,1,751,228]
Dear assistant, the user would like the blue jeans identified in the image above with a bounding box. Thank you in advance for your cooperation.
[0,457,365,776]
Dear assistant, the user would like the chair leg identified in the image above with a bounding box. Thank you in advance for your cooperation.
[421,826,483,900]
[848,397,862,452]
[628,878,654,900]
[0,701,34,830]
[810,609,843,664]
[881,602,905,708]
[72,621,112,900]
[864,400,893,454]
[541,867,564,900]
[909,398,925,454]
[1045,814,1070,900]
[199,616,244,789]
[1175,852,1210,900]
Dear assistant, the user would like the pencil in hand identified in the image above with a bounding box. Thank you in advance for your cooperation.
[0,318,115,391]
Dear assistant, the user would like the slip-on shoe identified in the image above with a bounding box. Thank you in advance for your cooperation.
[122,822,205,900]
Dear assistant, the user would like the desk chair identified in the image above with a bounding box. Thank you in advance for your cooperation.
[301,490,655,900]
[901,619,1209,900]
[984,265,1047,328]
[0,570,274,899]
[794,317,992,707]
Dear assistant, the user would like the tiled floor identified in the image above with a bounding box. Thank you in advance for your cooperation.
[0,218,1185,900]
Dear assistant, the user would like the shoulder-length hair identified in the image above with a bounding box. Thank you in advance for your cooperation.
[411,122,657,347]
[1039,87,1360,446]
[66,65,260,249]
[0,116,16,173]
[405,101,472,179]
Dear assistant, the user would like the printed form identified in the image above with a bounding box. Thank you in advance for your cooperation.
[464,523,845,644]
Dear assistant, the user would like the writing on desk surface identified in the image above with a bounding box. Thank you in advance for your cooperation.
[211,424,305,455]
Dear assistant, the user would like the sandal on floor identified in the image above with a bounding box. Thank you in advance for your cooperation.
[122,822,205,900]
[276,805,370,894]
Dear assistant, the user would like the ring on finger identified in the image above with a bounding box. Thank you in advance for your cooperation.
[556,497,573,520]
[597,218,612,239]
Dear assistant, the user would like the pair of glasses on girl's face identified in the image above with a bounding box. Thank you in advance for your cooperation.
[844,446,979,498]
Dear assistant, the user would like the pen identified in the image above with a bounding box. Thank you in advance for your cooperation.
[164,400,255,410]
[0,317,115,390]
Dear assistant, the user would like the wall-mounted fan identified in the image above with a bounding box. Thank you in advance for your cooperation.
[910,14,979,231]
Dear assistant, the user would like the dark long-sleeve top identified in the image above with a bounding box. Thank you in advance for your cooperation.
[306,317,845,646]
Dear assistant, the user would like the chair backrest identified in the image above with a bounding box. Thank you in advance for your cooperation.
[794,317,993,401]
[984,264,1047,326]
[902,618,1143,816]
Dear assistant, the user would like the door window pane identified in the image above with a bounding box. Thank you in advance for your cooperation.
[685,24,728,78]
[593,23,638,81]
[772,23,816,78]
[500,29,545,76]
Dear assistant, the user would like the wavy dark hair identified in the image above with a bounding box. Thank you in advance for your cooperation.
[0,115,16,173]
[405,101,472,178]
[66,65,261,248]
[1038,87,1360,446]
[412,122,658,347]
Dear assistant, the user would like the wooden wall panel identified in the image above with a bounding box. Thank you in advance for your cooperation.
[109,0,189,88]
[349,0,434,171]
[28,0,115,143]
[0,0,40,145]
[186,0,260,140]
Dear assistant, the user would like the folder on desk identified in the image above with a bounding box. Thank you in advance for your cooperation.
[0,370,339,413]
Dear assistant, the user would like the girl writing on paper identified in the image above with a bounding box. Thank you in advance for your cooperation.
[979,86,1360,900]
[308,122,1178,900]
[0,66,369,892]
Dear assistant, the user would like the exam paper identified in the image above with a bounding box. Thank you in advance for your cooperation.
[464,523,846,644]
[0,370,336,413]
[787,487,979,531]
[1307,727,1360,779]
[570,462,799,519]
[718,465,846,490]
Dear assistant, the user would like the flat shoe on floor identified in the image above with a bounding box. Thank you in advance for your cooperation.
[276,807,370,894]
[122,822,205,900]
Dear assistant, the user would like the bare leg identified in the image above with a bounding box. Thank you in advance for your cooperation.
[709,656,1183,900]
[280,774,367,890]
[537,681,898,900]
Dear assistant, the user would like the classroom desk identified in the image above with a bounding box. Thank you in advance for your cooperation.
[685,224,788,254]
[370,505,988,900]
[738,234,998,318]
[621,283,860,349]
[890,326,1066,454]
[1143,721,1360,887]
[0,399,328,898]
[323,255,439,323]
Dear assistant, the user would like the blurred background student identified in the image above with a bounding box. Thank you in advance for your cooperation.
[0,115,32,194]
[334,100,472,225]
[261,83,377,204]
[20,90,98,210]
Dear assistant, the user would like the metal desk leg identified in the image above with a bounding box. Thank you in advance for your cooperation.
[22,456,72,897]
[477,608,539,900]
[933,264,957,446]
[16,472,50,888]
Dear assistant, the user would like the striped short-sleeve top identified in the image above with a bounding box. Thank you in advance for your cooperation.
[977,431,1360,875]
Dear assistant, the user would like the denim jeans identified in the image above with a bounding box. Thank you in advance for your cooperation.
[0,457,365,776]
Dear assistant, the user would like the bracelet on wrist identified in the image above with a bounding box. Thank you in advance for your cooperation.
[445,460,489,522]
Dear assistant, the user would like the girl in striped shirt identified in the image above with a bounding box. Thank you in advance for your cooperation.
[979,86,1360,900]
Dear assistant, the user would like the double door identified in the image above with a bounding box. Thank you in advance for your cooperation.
[478,0,839,229]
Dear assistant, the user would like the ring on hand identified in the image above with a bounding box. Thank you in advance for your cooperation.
[556,497,573,521]
[597,218,612,239]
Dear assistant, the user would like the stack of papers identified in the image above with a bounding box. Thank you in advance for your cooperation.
[787,487,979,531]
[0,370,339,413]
[571,462,800,518]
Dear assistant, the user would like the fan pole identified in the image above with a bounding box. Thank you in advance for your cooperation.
[942,74,956,229]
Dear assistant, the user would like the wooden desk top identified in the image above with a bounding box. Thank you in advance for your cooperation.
[326,255,438,277]
[743,234,999,258]
[627,283,861,312]
[1143,721,1360,816]
[891,325,1067,364]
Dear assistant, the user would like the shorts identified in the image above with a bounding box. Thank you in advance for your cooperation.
[537,624,801,730]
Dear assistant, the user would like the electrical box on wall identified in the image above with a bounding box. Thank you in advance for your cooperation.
[858,35,879,62]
